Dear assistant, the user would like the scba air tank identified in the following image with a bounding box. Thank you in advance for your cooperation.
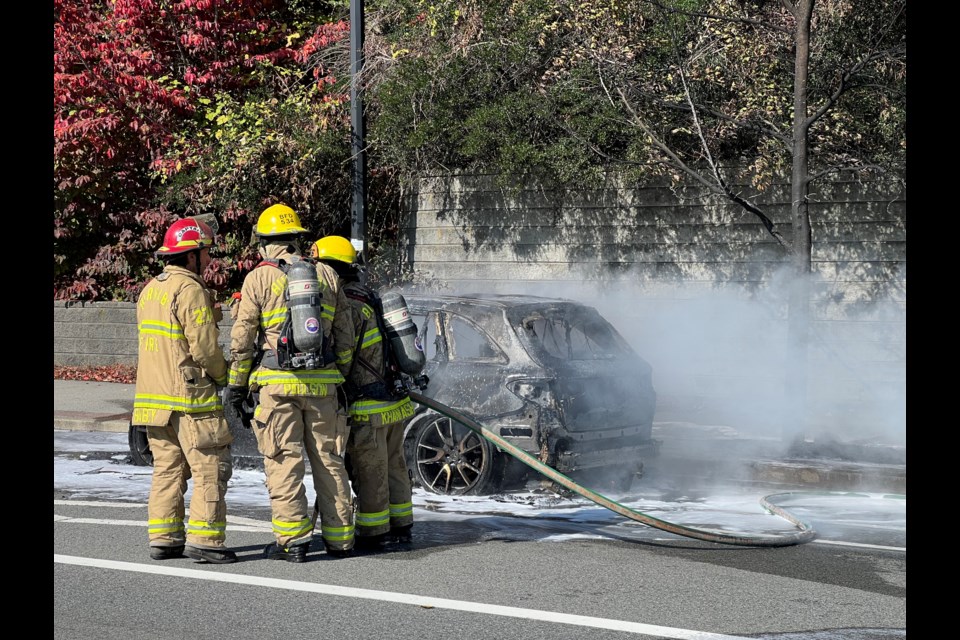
[381,291,426,375]
[285,260,325,353]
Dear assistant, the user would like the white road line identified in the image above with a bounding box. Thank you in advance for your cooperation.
[54,500,145,507]
[54,554,750,640]
[813,539,906,552]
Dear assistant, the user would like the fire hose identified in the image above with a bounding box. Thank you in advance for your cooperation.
[408,391,816,547]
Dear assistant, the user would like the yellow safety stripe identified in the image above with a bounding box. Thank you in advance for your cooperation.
[138,320,185,340]
[350,396,412,416]
[355,509,390,527]
[232,359,253,375]
[229,358,254,386]
[321,523,355,542]
[148,517,184,535]
[272,517,313,538]
[358,326,382,350]
[260,307,286,328]
[321,302,335,322]
[134,393,222,413]
[389,502,414,518]
[350,397,415,425]
[336,349,353,366]
[251,369,346,386]
[187,519,227,537]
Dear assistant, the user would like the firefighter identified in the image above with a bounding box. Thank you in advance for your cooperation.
[224,204,356,562]
[312,235,417,549]
[133,217,238,564]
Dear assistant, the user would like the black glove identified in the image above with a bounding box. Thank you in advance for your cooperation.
[222,385,249,430]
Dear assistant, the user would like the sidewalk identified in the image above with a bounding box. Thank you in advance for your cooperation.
[53,379,906,494]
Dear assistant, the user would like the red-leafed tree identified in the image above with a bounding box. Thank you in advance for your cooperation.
[54,0,352,300]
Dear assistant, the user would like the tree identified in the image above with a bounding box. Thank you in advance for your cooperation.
[54,0,360,299]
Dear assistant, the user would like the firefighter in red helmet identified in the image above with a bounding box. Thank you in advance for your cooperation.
[133,216,238,564]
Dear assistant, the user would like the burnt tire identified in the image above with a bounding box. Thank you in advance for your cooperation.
[408,413,504,496]
[128,422,154,466]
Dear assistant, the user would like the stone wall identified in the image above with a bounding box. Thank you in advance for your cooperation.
[53,301,234,367]
[402,173,906,310]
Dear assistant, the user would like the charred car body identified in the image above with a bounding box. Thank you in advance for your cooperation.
[402,293,658,495]
[129,293,658,496]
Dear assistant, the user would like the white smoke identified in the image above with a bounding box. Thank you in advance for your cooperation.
[407,265,906,452]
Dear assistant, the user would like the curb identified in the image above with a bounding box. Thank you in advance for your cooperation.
[54,411,129,434]
[748,459,906,494]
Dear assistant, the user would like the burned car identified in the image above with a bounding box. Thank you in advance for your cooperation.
[129,293,658,496]
[402,293,658,496]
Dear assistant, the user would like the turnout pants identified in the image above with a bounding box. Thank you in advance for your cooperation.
[146,412,233,549]
[253,392,354,551]
[346,422,390,538]
[386,418,414,529]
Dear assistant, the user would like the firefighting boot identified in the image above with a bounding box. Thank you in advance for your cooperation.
[149,545,185,560]
[323,541,354,559]
[389,524,413,544]
[264,542,308,563]
[354,533,386,553]
[184,545,238,564]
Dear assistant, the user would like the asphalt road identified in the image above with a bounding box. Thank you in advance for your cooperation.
[53,376,907,640]
[55,471,906,639]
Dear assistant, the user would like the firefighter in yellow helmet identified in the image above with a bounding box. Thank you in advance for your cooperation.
[133,217,237,564]
[313,235,417,549]
[225,204,357,561]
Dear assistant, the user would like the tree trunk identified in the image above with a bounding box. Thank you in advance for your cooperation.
[784,0,815,445]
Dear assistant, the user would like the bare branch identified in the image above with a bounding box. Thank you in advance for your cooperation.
[615,85,787,249]
[805,45,905,128]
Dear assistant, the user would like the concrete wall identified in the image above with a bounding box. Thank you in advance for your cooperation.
[402,173,905,307]
[53,301,234,367]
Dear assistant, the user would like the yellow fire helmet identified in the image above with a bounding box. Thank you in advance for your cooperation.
[255,203,307,237]
[312,235,357,264]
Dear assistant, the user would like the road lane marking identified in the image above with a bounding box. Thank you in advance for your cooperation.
[813,539,905,552]
[54,554,751,640]
[54,500,144,507]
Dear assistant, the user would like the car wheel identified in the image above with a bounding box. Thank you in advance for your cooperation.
[128,422,154,466]
[409,413,504,495]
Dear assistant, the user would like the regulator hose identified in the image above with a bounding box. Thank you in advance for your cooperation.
[409,392,816,547]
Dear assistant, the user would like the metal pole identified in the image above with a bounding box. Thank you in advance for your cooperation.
[349,0,367,266]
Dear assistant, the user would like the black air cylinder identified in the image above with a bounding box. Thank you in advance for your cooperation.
[381,292,426,375]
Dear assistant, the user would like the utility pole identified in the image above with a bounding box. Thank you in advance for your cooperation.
[349,0,367,265]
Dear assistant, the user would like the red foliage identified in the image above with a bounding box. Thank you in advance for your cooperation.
[54,364,138,384]
[53,0,349,301]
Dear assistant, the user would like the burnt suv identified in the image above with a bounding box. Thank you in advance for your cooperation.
[402,293,658,495]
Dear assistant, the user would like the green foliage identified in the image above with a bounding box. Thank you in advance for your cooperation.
[369,0,905,196]
[54,0,361,300]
